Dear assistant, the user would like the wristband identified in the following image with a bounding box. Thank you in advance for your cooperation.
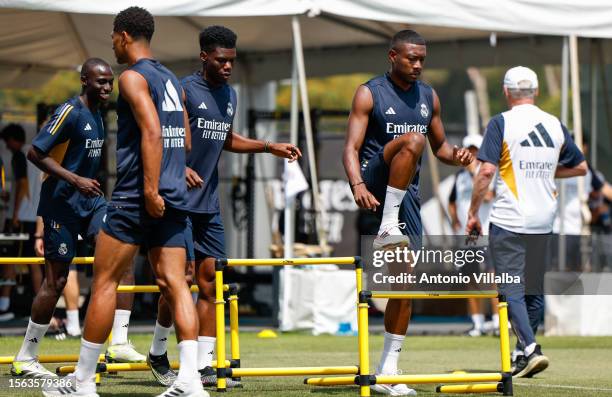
[264,140,270,153]
[34,236,43,239]
[350,181,365,189]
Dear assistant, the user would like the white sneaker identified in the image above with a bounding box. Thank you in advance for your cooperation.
[42,374,98,397]
[372,369,417,396]
[373,223,410,250]
[156,380,210,397]
[105,341,146,363]
[11,357,58,378]
[371,382,417,396]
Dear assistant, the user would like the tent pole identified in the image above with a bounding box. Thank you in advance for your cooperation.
[291,16,328,251]
[590,39,598,168]
[284,50,299,259]
[558,37,569,271]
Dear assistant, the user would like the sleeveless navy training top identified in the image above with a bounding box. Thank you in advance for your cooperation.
[360,73,434,188]
[112,58,187,210]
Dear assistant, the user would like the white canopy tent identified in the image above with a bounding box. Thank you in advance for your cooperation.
[0,0,610,257]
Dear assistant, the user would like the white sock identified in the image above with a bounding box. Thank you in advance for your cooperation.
[492,314,500,328]
[65,310,81,336]
[0,297,10,311]
[198,336,216,370]
[471,314,485,330]
[511,347,523,361]
[110,310,131,345]
[524,342,537,356]
[177,340,198,384]
[74,338,103,384]
[378,332,405,374]
[378,186,406,235]
[15,319,50,361]
[150,321,172,356]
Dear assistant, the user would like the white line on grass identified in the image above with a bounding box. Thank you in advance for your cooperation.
[515,382,612,392]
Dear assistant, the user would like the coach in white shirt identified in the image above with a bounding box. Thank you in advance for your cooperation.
[466,66,587,378]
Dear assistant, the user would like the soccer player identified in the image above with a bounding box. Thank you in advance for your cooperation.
[147,25,301,388]
[44,7,206,397]
[10,58,135,378]
[343,30,473,396]
[467,66,587,378]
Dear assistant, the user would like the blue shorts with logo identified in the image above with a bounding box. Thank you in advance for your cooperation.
[43,198,106,263]
[101,203,187,250]
[361,148,423,247]
[186,212,226,261]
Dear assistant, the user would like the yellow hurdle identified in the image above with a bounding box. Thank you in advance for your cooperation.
[0,257,94,265]
[56,360,231,374]
[214,256,362,392]
[437,383,503,394]
[0,354,105,365]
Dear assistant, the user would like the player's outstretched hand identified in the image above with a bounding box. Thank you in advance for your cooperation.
[269,143,302,163]
[186,166,203,189]
[145,192,165,218]
[352,183,380,211]
[73,176,104,197]
[34,237,44,257]
[454,146,474,166]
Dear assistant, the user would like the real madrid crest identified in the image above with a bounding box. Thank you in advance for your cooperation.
[227,102,234,117]
[420,103,429,118]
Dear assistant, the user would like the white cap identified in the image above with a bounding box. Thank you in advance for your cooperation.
[462,134,483,149]
[503,66,538,90]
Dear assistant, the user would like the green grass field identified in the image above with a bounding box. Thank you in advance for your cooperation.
[0,333,611,397]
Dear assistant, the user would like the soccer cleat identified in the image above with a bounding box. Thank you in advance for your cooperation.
[156,380,210,397]
[105,342,146,363]
[199,366,243,388]
[147,352,177,386]
[11,358,58,378]
[373,223,410,250]
[42,374,98,397]
[513,345,549,378]
[466,327,484,337]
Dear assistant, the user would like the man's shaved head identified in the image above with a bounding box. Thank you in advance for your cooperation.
[390,30,426,50]
[81,58,111,79]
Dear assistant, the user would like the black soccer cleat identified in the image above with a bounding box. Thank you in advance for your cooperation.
[147,352,177,386]
[513,344,549,378]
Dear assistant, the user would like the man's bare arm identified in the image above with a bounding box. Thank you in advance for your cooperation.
[119,70,165,218]
[343,85,380,210]
[466,161,497,235]
[427,90,472,166]
[555,160,587,178]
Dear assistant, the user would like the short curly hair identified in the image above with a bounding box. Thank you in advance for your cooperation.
[113,6,155,42]
[199,25,237,52]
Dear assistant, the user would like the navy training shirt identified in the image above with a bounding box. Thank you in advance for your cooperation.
[32,96,105,219]
[182,72,237,213]
[360,74,434,190]
[112,59,187,210]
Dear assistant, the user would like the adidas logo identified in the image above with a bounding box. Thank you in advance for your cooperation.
[159,337,167,342]
[28,337,39,343]
[161,79,184,112]
[198,102,207,110]
[394,348,402,353]
[208,350,214,355]
[84,123,92,131]
[519,123,554,148]
[385,107,396,115]
[122,323,129,328]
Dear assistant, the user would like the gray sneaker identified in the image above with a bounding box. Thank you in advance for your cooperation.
[373,223,410,250]
[147,352,177,387]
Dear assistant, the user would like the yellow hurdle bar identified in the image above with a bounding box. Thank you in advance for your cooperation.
[56,360,231,374]
[0,257,94,265]
[0,354,105,365]
[225,257,357,266]
[307,373,503,387]
[375,373,503,384]
[436,383,502,394]
[498,301,512,374]
[305,376,356,386]
[228,289,241,368]
[371,291,499,300]
[230,366,359,377]
[215,268,227,391]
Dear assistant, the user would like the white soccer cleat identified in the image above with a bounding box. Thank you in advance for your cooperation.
[156,380,210,397]
[104,341,146,363]
[11,358,58,378]
[42,374,98,397]
[373,223,410,250]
